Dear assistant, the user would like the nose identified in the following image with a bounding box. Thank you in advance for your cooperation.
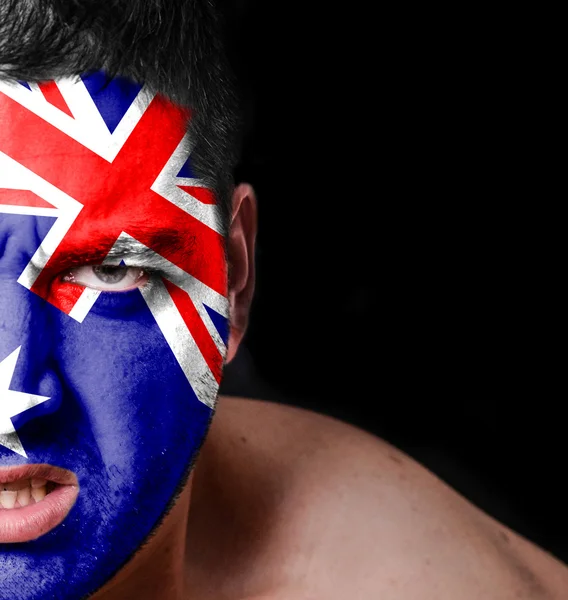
[0,214,64,449]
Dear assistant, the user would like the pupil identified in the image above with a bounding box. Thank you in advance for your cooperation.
[93,265,127,284]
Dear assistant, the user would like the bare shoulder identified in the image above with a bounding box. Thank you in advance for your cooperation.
[188,397,568,600]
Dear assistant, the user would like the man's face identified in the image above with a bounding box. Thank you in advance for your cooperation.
[0,73,228,599]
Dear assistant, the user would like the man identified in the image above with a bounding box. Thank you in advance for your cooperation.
[0,2,566,599]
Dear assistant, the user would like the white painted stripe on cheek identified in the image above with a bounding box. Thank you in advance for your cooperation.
[139,278,219,409]
[141,260,228,355]
[68,288,102,323]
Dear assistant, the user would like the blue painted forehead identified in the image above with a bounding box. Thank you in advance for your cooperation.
[80,72,144,133]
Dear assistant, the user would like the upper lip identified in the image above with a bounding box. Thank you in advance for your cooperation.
[0,463,78,486]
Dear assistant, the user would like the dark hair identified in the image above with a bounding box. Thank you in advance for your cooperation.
[0,0,242,232]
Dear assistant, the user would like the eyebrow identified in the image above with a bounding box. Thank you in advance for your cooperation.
[55,229,197,268]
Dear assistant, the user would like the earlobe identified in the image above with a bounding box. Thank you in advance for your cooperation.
[225,183,257,364]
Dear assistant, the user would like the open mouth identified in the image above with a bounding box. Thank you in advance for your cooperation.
[0,464,79,543]
[0,478,58,509]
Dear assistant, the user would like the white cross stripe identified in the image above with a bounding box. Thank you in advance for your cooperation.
[0,204,57,218]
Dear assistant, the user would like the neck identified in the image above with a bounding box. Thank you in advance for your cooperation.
[92,473,194,600]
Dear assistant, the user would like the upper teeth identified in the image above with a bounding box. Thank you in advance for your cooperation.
[0,478,49,509]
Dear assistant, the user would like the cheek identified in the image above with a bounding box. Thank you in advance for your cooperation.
[55,295,212,466]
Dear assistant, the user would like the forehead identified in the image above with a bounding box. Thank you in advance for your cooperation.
[0,72,220,232]
[1,74,187,204]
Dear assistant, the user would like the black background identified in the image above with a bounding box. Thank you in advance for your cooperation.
[218,1,566,565]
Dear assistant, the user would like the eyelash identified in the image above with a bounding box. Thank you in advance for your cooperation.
[59,264,157,292]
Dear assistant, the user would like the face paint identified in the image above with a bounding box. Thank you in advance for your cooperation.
[0,73,228,599]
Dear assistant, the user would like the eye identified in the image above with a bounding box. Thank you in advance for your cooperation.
[60,265,149,292]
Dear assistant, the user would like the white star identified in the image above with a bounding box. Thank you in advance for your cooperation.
[0,346,50,458]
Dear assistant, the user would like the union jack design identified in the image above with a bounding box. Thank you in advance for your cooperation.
[0,73,228,408]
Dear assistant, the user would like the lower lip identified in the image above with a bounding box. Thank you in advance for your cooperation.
[0,484,80,543]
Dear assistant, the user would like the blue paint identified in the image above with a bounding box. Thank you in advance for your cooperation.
[81,71,143,133]
[204,304,229,345]
[177,157,196,179]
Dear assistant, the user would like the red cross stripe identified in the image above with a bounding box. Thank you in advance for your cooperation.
[0,189,55,209]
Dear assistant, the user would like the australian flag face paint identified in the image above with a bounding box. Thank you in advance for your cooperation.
[0,73,228,599]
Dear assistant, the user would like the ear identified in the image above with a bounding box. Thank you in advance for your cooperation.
[226,183,257,364]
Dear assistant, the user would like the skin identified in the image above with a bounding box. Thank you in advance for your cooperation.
[88,185,568,600]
